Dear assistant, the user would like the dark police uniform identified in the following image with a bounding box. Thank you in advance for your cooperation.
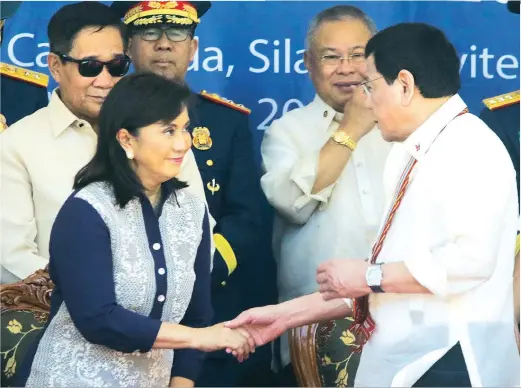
[0,63,49,130]
[480,2,521,198]
[109,1,277,386]
[1,1,49,130]
[479,90,520,199]
[188,90,276,388]
[189,92,277,387]
[189,91,262,289]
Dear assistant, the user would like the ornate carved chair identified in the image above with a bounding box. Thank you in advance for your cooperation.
[289,316,362,387]
[0,267,53,386]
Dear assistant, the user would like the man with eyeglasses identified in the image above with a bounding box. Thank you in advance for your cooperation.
[259,5,390,385]
[109,1,273,387]
[0,1,207,284]
[228,21,520,388]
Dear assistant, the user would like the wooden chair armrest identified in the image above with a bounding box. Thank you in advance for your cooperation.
[289,323,322,387]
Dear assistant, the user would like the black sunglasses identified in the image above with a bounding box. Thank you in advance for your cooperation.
[56,53,131,77]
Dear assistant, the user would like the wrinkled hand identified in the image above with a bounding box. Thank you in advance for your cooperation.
[223,305,288,357]
[196,323,254,362]
[316,259,370,300]
[339,85,377,141]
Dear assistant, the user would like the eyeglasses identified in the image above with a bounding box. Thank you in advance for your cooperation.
[319,52,366,67]
[360,76,384,96]
[135,26,193,42]
[57,53,131,77]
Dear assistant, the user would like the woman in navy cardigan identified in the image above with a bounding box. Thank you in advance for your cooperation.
[18,73,253,387]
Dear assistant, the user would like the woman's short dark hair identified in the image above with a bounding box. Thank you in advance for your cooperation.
[365,22,460,98]
[48,1,128,55]
[74,73,192,207]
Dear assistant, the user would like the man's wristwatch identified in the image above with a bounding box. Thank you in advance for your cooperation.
[366,264,385,293]
[330,130,357,151]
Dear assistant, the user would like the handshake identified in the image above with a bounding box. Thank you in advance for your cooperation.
[193,304,287,362]
[194,257,368,361]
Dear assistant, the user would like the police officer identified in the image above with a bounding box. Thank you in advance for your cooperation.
[479,0,520,332]
[110,1,276,386]
[0,1,49,130]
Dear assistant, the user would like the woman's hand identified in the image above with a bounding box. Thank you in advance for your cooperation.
[169,376,194,387]
[194,323,255,361]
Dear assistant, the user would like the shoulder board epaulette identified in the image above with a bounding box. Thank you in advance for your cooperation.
[200,90,251,114]
[483,90,520,111]
[0,62,49,88]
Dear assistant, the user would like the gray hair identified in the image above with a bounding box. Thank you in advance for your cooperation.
[305,5,378,50]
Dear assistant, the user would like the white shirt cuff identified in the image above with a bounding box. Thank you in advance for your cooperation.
[404,248,448,297]
[290,155,336,210]
[343,298,353,309]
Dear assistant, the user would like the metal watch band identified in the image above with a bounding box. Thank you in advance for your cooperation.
[330,132,357,151]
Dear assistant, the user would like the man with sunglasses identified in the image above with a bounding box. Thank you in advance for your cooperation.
[1,2,208,285]
[1,2,129,283]
[109,1,274,386]
[258,5,390,385]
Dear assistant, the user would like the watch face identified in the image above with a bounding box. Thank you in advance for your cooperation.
[366,266,382,286]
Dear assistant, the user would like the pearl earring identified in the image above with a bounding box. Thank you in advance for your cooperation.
[126,150,134,160]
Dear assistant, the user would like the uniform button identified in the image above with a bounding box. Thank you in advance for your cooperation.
[158,268,166,275]
[79,123,84,128]
[362,189,369,195]
[152,243,161,250]
[356,162,363,168]
[157,295,165,302]
[206,160,214,166]
[323,110,328,118]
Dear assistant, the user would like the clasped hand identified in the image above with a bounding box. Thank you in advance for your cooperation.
[199,323,256,362]
[219,259,371,361]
